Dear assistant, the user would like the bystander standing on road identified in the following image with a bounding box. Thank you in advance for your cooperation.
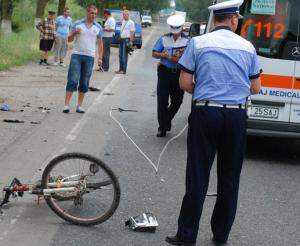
[116,10,135,75]
[53,7,72,67]
[36,11,56,66]
[63,5,103,114]
[152,15,188,137]
[101,9,116,72]
[165,1,262,246]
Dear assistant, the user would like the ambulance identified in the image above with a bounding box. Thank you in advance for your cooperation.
[207,0,300,138]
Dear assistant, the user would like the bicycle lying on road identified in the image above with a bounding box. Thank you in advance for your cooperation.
[0,153,121,226]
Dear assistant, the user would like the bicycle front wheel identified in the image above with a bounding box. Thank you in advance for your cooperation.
[42,153,121,226]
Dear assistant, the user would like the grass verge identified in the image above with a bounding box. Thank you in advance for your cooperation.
[0,29,40,70]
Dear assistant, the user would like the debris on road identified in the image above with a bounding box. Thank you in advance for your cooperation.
[103,92,114,96]
[0,104,10,111]
[125,212,159,232]
[3,119,25,123]
[112,107,138,113]
[89,86,101,92]
[30,121,41,124]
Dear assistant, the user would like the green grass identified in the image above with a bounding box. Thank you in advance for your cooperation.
[0,29,40,70]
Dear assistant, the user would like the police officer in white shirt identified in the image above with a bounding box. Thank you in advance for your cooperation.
[102,9,116,72]
[116,10,135,74]
[166,1,261,245]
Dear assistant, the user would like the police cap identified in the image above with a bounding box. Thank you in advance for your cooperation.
[208,0,244,19]
[167,15,185,28]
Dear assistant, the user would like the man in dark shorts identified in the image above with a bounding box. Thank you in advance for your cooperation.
[36,11,56,65]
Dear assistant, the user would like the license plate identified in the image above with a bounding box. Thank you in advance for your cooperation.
[249,106,279,119]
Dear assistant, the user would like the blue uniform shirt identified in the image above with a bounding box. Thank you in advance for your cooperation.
[153,33,189,69]
[179,26,261,104]
[56,16,72,38]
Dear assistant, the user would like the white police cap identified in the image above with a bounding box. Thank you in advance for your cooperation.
[208,0,244,19]
[167,15,185,27]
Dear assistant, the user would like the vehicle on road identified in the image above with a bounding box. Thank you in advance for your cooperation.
[142,15,152,27]
[0,153,121,226]
[201,0,300,138]
[111,9,143,49]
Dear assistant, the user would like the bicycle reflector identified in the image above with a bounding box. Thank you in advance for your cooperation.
[125,212,159,232]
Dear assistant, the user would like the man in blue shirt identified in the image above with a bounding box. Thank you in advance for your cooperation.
[152,15,189,137]
[166,1,261,245]
[53,7,72,66]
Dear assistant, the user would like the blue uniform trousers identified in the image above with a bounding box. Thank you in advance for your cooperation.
[157,64,184,131]
[177,105,247,243]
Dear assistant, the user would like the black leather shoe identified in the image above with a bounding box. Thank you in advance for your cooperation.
[156,129,166,137]
[212,237,227,245]
[166,236,195,246]
[166,123,172,131]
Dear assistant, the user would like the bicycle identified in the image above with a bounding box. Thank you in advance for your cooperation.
[0,153,121,226]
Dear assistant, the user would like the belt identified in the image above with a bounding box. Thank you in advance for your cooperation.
[158,64,179,73]
[194,100,245,109]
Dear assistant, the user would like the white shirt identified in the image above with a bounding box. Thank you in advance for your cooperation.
[120,19,135,39]
[72,19,103,57]
[103,16,116,38]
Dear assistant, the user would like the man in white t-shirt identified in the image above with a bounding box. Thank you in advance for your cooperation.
[116,10,135,75]
[102,9,116,72]
[63,5,103,114]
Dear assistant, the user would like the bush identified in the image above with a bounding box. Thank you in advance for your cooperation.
[0,29,40,70]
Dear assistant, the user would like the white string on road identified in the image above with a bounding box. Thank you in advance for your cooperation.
[109,107,188,174]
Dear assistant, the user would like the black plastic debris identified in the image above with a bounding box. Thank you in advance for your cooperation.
[30,121,41,124]
[89,86,101,92]
[125,212,158,232]
[112,107,138,113]
[103,92,114,96]
[3,119,25,123]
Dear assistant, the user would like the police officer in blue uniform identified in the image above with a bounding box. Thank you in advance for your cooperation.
[166,1,261,245]
[152,15,189,137]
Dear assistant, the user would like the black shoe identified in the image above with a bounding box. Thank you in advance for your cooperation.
[212,237,227,245]
[165,236,195,246]
[156,129,166,137]
[166,123,172,131]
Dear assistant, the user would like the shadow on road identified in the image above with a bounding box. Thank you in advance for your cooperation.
[245,136,300,165]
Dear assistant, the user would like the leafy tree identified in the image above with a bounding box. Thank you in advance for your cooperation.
[57,0,67,16]
[74,0,169,13]
[176,0,212,22]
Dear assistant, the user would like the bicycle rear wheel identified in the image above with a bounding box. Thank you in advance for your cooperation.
[42,153,120,226]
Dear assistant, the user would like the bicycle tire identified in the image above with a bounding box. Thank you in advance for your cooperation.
[41,152,121,226]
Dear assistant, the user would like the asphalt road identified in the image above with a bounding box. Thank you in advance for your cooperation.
[0,24,300,246]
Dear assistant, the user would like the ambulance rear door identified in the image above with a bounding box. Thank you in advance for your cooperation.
[239,0,296,123]
[289,2,300,123]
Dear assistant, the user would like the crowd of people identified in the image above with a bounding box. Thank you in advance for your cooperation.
[36,1,263,245]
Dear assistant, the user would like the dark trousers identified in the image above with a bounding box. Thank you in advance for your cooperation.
[177,106,247,243]
[102,37,112,71]
[119,38,130,72]
[157,65,184,131]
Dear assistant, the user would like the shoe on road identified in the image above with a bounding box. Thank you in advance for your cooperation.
[76,106,85,114]
[63,106,70,113]
[165,235,195,246]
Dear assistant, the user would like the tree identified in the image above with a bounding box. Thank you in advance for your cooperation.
[35,0,49,26]
[175,0,211,22]
[1,0,13,35]
[57,0,66,16]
